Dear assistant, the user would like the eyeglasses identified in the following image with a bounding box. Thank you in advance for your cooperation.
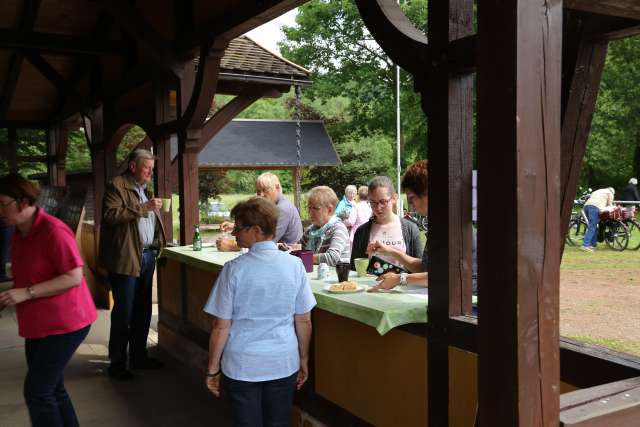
[0,199,16,208]
[307,205,323,212]
[232,224,253,234]
[369,198,392,208]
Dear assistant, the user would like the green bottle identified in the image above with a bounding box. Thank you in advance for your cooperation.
[192,224,202,251]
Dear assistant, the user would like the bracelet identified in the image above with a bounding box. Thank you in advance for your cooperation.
[205,370,221,378]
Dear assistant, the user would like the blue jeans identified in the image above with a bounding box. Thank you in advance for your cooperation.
[24,325,90,427]
[583,205,600,248]
[108,249,156,367]
[225,372,297,427]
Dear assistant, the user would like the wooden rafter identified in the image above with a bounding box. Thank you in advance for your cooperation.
[0,29,125,56]
[0,0,42,121]
[24,52,81,98]
[566,0,640,20]
[99,0,184,78]
[177,0,304,53]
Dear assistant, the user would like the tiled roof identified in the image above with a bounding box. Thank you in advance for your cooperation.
[197,119,340,168]
[220,36,310,80]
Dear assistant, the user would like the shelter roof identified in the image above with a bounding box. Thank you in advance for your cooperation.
[219,36,310,83]
[196,119,340,168]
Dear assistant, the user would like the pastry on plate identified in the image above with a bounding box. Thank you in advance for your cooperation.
[330,281,358,292]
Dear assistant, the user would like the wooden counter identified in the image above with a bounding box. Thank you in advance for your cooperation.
[157,245,640,427]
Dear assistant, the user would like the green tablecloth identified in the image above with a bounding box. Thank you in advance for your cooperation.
[160,245,429,335]
[160,244,239,273]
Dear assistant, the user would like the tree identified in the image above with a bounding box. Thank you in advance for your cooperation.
[279,0,429,166]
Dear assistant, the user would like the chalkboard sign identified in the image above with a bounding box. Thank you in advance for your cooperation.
[37,186,86,233]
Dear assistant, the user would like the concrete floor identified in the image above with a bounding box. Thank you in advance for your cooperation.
[0,300,232,427]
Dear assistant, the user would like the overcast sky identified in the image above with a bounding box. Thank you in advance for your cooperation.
[245,9,298,54]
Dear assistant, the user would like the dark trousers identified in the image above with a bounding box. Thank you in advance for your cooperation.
[225,372,297,427]
[24,325,90,427]
[0,219,12,279]
[108,249,155,367]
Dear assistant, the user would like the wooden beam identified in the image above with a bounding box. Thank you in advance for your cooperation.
[0,29,125,56]
[99,0,184,78]
[425,0,474,425]
[477,0,562,425]
[24,52,81,98]
[560,377,640,426]
[565,0,640,20]
[177,0,304,54]
[17,155,49,162]
[0,0,42,121]
[354,0,429,75]
[560,13,609,254]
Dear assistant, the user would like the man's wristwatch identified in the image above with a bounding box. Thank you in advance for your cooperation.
[27,287,37,299]
[399,272,408,286]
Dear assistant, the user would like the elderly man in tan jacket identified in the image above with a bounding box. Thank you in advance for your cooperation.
[99,149,166,380]
[581,187,615,252]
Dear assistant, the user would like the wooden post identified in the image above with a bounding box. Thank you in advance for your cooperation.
[560,14,609,250]
[477,1,562,425]
[88,106,106,227]
[425,1,474,425]
[47,125,68,186]
[8,127,18,173]
[177,130,200,245]
[154,79,175,244]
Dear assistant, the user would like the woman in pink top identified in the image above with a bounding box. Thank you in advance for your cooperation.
[0,174,97,427]
[344,185,372,243]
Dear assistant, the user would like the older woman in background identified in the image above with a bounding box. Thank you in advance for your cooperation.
[204,197,315,427]
[0,174,97,426]
[301,186,351,266]
[334,184,357,221]
[343,185,372,243]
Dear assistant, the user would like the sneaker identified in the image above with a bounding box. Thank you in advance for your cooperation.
[108,366,134,381]
[131,357,164,370]
[579,246,594,252]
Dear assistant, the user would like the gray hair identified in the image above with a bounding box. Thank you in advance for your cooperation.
[368,176,396,195]
[345,185,357,196]
[128,149,156,166]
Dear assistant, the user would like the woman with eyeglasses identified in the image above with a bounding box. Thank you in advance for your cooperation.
[0,174,97,427]
[300,186,351,266]
[204,197,315,426]
[350,176,423,272]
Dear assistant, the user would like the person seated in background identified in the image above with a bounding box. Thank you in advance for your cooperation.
[581,187,615,252]
[204,197,315,426]
[343,185,372,243]
[217,172,303,251]
[622,177,640,208]
[350,175,423,273]
[334,184,357,221]
[300,186,351,266]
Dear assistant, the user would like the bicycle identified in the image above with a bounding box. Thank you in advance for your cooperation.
[404,211,428,233]
[566,207,630,251]
[619,207,640,250]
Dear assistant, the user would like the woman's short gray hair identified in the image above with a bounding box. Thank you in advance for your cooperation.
[345,185,357,196]
[368,176,396,195]
[128,149,156,166]
[307,186,339,211]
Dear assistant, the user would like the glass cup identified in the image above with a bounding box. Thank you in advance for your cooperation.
[161,198,172,212]
[336,262,351,282]
[354,258,369,277]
